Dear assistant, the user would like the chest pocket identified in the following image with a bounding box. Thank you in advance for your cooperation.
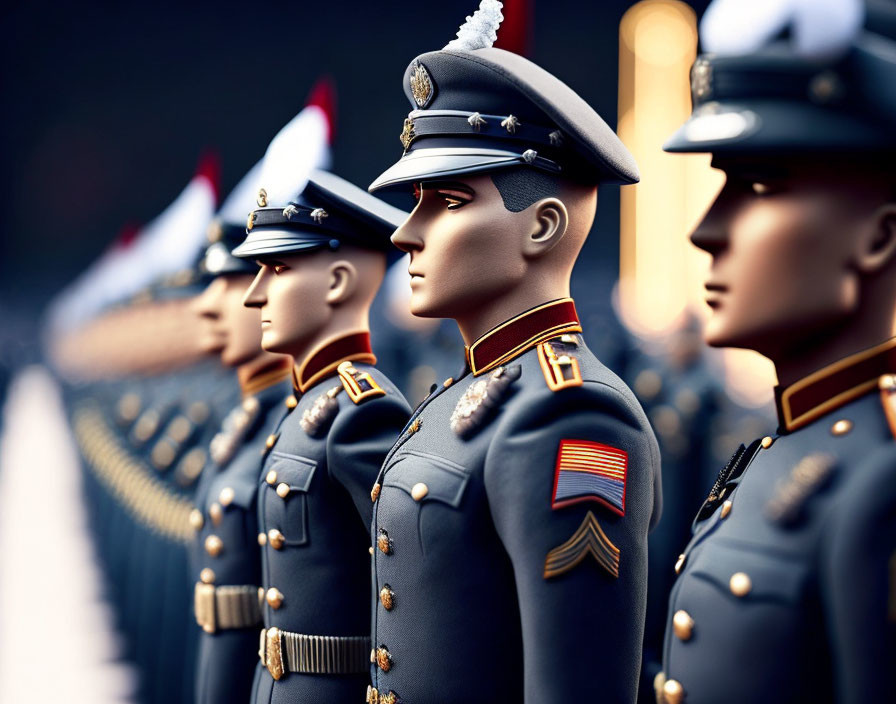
[688,541,809,606]
[385,450,469,508]
[263,451,317,546]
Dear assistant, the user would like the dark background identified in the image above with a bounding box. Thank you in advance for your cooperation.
[0,0,710,353]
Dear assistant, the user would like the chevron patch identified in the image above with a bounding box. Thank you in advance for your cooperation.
[543,511,620,579]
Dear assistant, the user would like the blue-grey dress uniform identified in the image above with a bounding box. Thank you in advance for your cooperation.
[366,301,662,704]
[658,342,896,704]
[657,9,896,700]
[231,170,412,703]
[190,366,293,704]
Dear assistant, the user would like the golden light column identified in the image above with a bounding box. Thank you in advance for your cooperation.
[618,0,775,407]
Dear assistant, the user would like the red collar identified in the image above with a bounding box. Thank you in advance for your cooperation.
[466,298,582,376]
[293,331,377,393]
[775,337,896,432]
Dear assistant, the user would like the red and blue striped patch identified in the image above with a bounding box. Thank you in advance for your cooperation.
[551,439,627,516]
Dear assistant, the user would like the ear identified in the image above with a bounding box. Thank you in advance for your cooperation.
[522,198,569,259]
[854,204,896,274]
[326,260,358,305]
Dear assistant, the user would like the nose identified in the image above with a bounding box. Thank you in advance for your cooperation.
[690,188,734,256]
[192,278,223,319]
[390,200,424,253]
[242,267,269,309]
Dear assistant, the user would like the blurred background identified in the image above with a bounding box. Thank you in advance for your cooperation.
[0,1,779,702]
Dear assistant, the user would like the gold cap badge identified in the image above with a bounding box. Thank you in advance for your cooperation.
[409,61,434,108]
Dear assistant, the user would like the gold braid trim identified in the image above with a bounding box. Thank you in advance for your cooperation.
[73,403,195,543]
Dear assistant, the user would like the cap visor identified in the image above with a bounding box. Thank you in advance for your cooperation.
[369,147,527,192]
[231,229,330,259]
[664,100,893,154]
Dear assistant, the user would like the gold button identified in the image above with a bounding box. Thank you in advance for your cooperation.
[411,482,429,501]
[265,433,278,449]
[266,587,284,609]
[276,483,290,499]
[209,503,223,526]
[257,532,267,546]
[761,435,774,449]
[672,610,694,641]
[674,553,686,574]
[200,568,215,584]
[366,686,378,704]
[720,500,732,519]
[377,529,392,555]
[379,584,395,611]
[880,374,896,391]
[443,377,454,388]
[662,678,684,704]
[375,646,392,672]
[204,535,223,557]
[369,546,374,555]
[831,419,852,436]
[189,508,204,531]
[268,529,285,550]
[285,395,298,409]
[371,483,381,503]
[242,396,260,413]
[730,572,752,597]
[219,487,235,506]
[266,470,278,485]
[409,418,421,434]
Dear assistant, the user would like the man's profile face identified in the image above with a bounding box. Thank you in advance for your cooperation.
[390,172,533,320]
[194,273,265,367]
[242,251,333,357]
[690,156,883,356]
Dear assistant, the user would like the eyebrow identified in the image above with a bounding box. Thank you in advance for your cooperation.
[256,259,287,267]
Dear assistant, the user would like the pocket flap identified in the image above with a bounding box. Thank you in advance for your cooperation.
[386,451,469,508]
[688,542,808,604]
[266,452,317,493]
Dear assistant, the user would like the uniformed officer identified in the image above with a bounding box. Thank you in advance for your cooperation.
[188,157,295,704]
[364,2,661,702]
[656,1,896,702]
[232,163,412,703]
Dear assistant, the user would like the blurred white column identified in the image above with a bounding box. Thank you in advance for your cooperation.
[0,366,137,703]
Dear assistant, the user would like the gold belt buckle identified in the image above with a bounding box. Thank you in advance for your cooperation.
[263,627,285,680]
[194,583,216,634]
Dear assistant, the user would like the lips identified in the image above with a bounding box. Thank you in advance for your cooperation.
[704,282,728,309]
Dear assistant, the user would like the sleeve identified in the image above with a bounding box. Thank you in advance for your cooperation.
[484,380,661,704]
[819,443,896,704]
[326,388,412,528]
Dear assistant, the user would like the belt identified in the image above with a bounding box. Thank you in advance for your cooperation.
[194,583,263,633]
[258,626,370,680]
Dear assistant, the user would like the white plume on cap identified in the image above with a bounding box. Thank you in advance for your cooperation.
[257,103,332,206]
[700,0,864,59]
[444,0,504,51]
[219,160,263,225]
[46,171,216,333]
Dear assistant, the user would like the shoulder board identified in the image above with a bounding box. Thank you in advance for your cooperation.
[880,374,896,439]
[537,336,583,392]
[337,361,386,405]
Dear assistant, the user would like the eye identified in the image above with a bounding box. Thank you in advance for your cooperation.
[437,190,472,210]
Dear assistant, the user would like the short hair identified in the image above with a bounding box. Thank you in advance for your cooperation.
[490,168,564,212]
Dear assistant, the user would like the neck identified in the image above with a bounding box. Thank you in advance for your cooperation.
[455,283,570,347]
[772,311,895,389]
[236,353,292,397]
